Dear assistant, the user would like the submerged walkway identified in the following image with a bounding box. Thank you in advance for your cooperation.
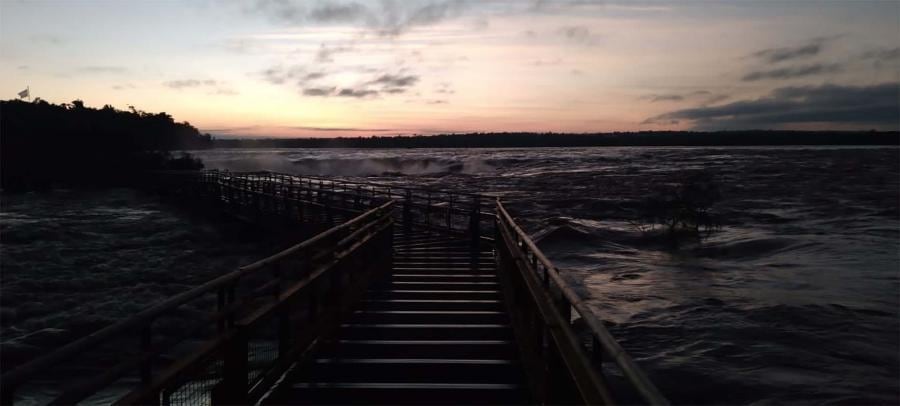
[0,170,667,406]
[266,229,527,404]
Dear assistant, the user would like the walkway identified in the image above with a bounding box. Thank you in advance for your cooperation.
[264,228,527,404]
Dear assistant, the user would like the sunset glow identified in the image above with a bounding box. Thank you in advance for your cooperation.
[2,0,898,137]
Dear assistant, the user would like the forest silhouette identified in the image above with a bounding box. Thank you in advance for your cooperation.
[1,99,212,191]
[215,130,899,149]
[2,98,897,191]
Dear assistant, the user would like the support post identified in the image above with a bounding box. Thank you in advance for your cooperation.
[211,330,248,406]
[469,196,481,248]
[403,190,413,230]
[140,324,153,383]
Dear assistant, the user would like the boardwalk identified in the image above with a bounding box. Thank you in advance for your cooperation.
[266,230,526,404]
[0,170,667,406]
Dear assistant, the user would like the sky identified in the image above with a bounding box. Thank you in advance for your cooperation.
[1,0,898,138]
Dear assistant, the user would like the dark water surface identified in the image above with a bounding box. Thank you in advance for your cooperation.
[0,189,272,370]
[2,146,898,405]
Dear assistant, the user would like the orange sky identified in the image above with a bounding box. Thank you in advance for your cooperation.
[2,1,898,137]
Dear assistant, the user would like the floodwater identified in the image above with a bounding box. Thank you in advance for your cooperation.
[2,146,898,405]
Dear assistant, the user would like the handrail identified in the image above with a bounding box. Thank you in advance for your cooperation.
[239,200,394,271]
[0,200,395,394]
[233,170,491,200]
[496,199,669,405]
[202,170,494,241]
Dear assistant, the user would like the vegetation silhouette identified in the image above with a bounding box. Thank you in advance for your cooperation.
[630,171,722,246]
[1,99,211,191]
[214,130,899,149]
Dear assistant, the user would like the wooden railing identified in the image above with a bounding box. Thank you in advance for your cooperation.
[495,200,669,405]
[0,201,395,405]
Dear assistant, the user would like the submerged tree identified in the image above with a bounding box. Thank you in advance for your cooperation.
[631,171,722,242]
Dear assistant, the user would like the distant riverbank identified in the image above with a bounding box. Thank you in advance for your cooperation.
[211,130,900,149]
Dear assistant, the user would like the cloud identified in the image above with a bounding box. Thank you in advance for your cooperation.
[249,0,467,37]
[531,58,562,66]
[337,88,378,98]
[29,34,62,45]
[78,66,129,74]
[289,125,400,132]
[261,65,327,85]
[212,88,239,96]
[316,43,354,62]
[741,63,842,81]
[262,62,418,99]
[861,47,900,61]
[426,99,448,104]
[164,79,218,89]
[303,86,337,96]
[112,83,136,90]
[366,73,420,94]
[644,82,899,130]
[558,25,591,44]
[641,90,725,104]
[435,82,455,94]
[646,94,684,102]
[861,47,900,69]
[302,72,327,81]
[703,94,730,105]
[309,2,367,22]
[750,37,833,63]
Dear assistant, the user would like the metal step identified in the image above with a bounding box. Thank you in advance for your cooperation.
[308,358,521,383]
[392,267,496,273]
[387,281,499,289]
[280,382,526,405]
[361,299,502,311]
[366,289,501,300]
[349,310,508,324]
[389,274,498,283]
[338,323,513,340]
[319,339,517,359]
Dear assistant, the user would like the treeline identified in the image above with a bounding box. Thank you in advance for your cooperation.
[1,99,212,191]
[215,131,900,149]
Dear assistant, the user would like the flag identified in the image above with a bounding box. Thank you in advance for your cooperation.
[17,87,29,99]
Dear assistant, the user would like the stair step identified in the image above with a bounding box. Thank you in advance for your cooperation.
[281,382,525,405]
[367,289,500,300]
[321,339,516,359]
[306,358,521,384]
[390,274,497,283]
[350,310,508,324]
[362,299,502,311]
[393,262,492,266]
[392,267,496,273]
[388,281,499,289]
[339,323,513,340]
[387,269,495,276]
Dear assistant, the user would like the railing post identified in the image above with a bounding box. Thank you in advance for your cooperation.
[2,383,15,405]
[447,194,453,231]
[403,190,413,230]
[469,196,481,248]
[217,288,226,333]
[592,336,603,367]
[140,324,153,383]
[211,329,248,405]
